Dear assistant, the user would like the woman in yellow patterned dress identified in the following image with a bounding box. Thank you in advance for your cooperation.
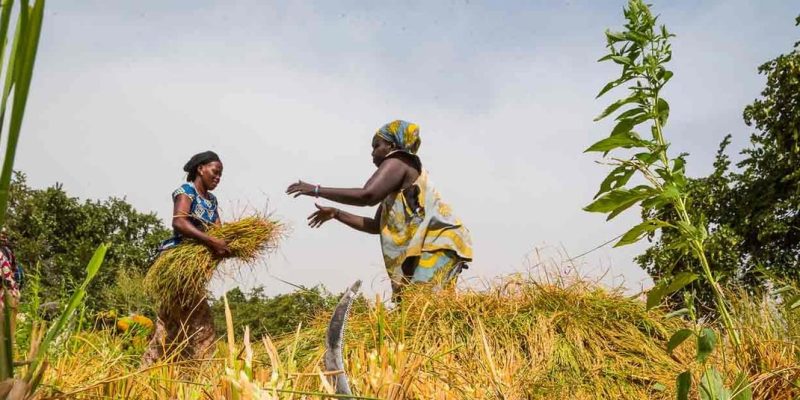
[287,120,472,299]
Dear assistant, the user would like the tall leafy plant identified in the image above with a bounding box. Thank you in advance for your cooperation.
[585,0,747,397]
[584,0,737,343]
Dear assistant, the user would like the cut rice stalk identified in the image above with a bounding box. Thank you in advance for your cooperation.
[144,215,284,307]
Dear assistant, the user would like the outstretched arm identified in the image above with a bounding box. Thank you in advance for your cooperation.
[287,158,406,207]
[307,203,382,234]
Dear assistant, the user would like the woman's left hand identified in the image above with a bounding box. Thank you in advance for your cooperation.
[286,180,315,198]
[308,203,337,228]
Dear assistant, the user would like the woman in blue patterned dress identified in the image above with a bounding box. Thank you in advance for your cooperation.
[157,152,230,256]
[143,151,230,365]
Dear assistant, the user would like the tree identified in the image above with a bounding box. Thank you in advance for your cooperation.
[6,172,170,309]
[210,285,339,339]
[733,29,800,280]
[639,17,800,303]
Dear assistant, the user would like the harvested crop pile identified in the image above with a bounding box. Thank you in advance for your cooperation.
[144,215,283,307]
[38,276,800,399]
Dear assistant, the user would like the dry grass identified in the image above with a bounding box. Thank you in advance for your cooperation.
[280,279,686,399]
[144,215,284,307]
[28,276,800,399]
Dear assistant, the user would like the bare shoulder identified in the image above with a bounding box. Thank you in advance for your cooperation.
[382,154,419,188]
[384,152,419,172]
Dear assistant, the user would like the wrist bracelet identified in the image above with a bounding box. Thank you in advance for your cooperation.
[314,185,320,197]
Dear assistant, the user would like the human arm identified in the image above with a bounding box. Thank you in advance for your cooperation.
[286,158,406,207]
[172,194,231,257]
[307,203,382,235]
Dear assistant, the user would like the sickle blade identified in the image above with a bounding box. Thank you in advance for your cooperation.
[324,280,361,396]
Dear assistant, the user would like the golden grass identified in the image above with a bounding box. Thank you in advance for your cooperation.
[144,216,284,307]
[31,276,800,399]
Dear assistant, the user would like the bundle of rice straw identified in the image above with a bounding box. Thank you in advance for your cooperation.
[144,215,283,307]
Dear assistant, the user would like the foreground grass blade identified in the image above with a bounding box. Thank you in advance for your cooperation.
[0,0,44,224]
[0,290,12,380]
[30,243,107,375]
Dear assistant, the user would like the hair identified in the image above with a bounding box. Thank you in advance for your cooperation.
[183,151,221,182]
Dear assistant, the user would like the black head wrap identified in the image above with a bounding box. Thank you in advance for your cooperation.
[183,151,221,182]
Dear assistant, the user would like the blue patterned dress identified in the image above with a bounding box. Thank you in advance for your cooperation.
[158,183,219,252]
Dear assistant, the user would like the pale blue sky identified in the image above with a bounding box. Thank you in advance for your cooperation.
[17,1,798,298]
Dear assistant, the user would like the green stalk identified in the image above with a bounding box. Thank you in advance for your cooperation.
[0,289,12,380]
[691,238,741,346]
[650,83,741,347]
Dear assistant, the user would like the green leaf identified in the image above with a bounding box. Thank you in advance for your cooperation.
[700,368,730,400]
[31,243,108,375]
[627,31,649,44]
[667,329,694,354]
[596,77,633,98]
[610,119,635,136]
[584,187,651,214]
[584,134,647,154]
[672,156,686,174]
[597,53,614,62]
[85,241,107,281]
[0,0,14,99]
[647,280,668,310]
[634,151,659,165]
[676,371,692,400]
[640,194,669,211]
[594,164,635,198]
[615,219,671,247]
[664,236,691,252]
[1,290,12,380]
[610,55,632,65]
[666,272,699,294]
[615,107,647,121]
[608,188,656,220]
[696,328,716,363]
[659,70,674,85]
[656,97,670,125]
[675,221,706,242]
[654,167,671,181]
[594,94,639,122]
[0,0,45,225]
[605,30,626,43]
[731,372,753,400]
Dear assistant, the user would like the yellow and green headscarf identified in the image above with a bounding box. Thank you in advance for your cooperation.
[375,120,421,155]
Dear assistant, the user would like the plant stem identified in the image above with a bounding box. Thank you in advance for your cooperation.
[650,71,741,347]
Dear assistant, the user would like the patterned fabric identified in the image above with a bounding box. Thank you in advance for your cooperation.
[0,248,20,308]
[379,169,472,294]
[158,183,219,251]
[412,250,464,283]
[375,120,421,155]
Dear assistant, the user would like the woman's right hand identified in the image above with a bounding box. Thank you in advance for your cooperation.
[207,237,231,258]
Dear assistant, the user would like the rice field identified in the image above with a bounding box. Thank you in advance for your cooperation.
[29,275,800,399]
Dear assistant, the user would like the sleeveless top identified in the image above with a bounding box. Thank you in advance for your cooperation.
[158,183,219,251]
[379,169,473,281]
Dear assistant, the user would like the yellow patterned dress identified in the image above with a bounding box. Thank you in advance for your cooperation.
[379,168,473,295]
